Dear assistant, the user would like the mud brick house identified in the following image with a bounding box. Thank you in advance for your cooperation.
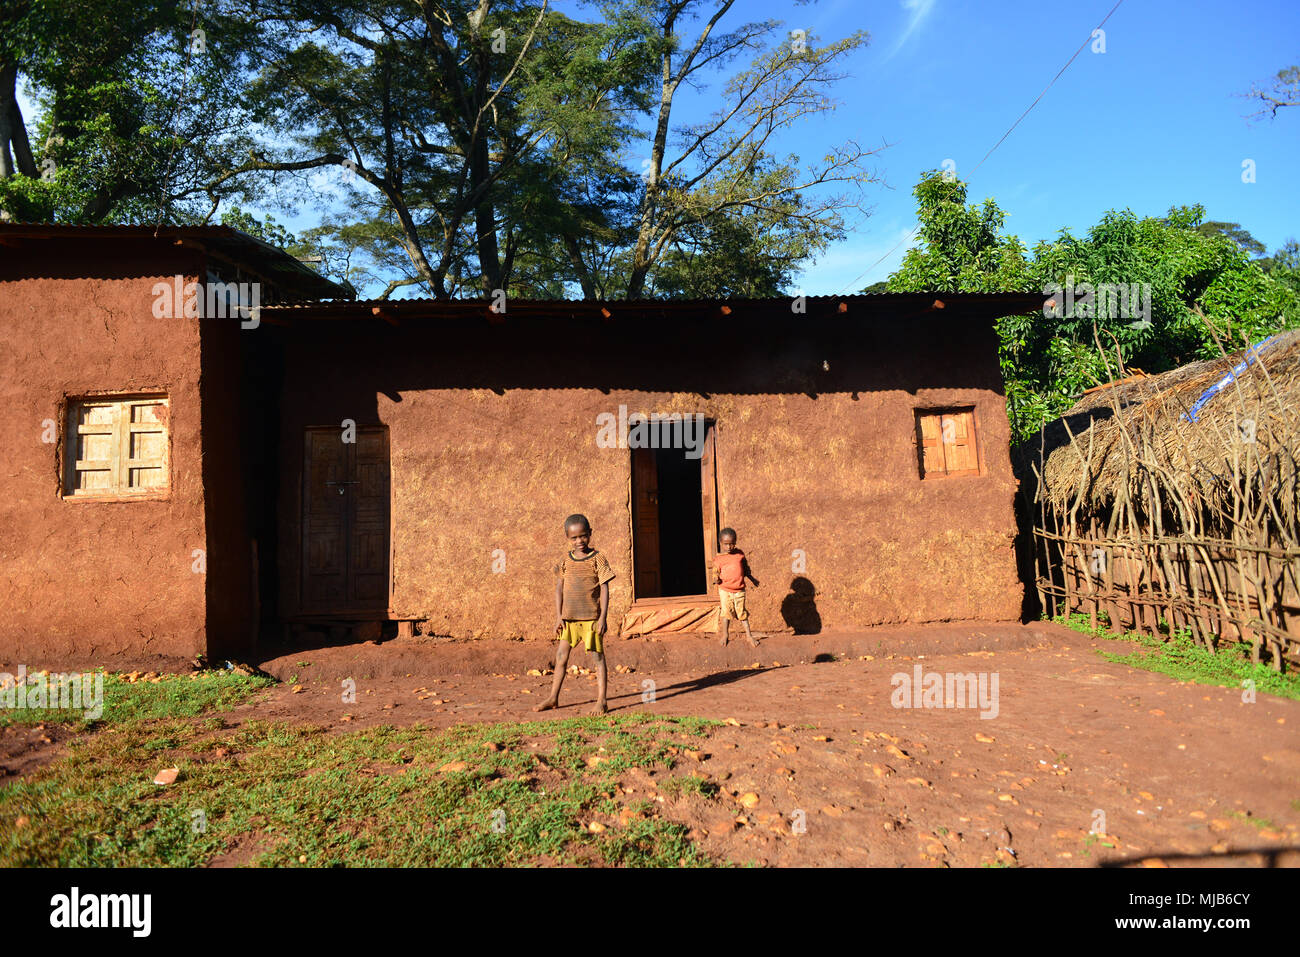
[0,223,1045,665]
[0,224,341,664]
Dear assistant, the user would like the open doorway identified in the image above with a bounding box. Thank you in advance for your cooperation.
[631,421,718,599]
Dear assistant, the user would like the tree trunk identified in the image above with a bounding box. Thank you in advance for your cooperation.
[1,62,39,179]
[562,233,596,299]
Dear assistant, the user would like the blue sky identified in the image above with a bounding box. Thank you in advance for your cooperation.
[729,0,1300,294]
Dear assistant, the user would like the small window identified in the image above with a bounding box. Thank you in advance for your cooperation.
[916,408,980,478]
[64,396,170,497]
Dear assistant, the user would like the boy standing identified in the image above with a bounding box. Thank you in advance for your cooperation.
[713,527,760,648]
[535,514,616,715]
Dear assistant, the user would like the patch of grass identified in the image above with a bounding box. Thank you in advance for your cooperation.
[0,670,274,728]
[1228,810,1277,831]
[660,773,719,800]
[0,710,725,868]
[1051,613,1300,700]
[1080,832,1115,858]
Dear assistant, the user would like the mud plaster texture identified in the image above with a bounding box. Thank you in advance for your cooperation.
[0,242,210,660]
[275,311,1023,641]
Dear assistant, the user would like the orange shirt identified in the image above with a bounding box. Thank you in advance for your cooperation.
[713,550,747,592]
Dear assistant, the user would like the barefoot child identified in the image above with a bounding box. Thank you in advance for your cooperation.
[712,527,760,647]
[535,514,616,715]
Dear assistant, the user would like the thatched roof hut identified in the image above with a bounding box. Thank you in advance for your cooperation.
[1020,329,1300,531]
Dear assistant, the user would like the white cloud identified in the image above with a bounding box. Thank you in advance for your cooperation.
[883,0,938,62]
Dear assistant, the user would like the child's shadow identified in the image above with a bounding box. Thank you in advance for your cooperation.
[780,576,822,634]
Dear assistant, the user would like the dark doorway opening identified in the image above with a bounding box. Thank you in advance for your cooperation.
[654,446,705,596]
[631,422,718,600]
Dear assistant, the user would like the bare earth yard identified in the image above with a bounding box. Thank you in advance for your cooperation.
[2,622,1297,867]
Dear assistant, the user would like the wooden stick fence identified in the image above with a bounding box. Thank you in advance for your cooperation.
[1031,522,1300,669]
[1024,330,1300,671]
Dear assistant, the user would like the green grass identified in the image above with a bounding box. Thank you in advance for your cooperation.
[659,772,720,800]
[1228,810,1277,831]
[1052,613,1300,700]
[0,670,275,728]
[1,700,726,867]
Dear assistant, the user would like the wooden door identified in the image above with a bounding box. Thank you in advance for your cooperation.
[631,447,661,597]
[699,423,718,573]
[302,426,390,613]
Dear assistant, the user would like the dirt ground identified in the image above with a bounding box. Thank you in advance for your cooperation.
[4,622,1298,867]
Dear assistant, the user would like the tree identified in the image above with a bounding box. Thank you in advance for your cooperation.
[1259,239,1300,297]
[1193,221,1266,258]
[6,0,885,301]
[884,171,1032,294]
[234,0,878,300]
[0,0,262,224]
[881,171,1044,438]
[884,172,1300,444]
[620,0,875,298]
[1243,64,1300,120]
[224,0,659,298]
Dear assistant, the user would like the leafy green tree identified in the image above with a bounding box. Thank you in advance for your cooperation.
[884,171,1033,294]
[1193,220,1266,257]
[0,0,262,223]
[1259,239,1300,298]
[226,0,660,297]
[884,172,1300,444]
[620,0,875,298]
[881,171,1042,437]
[646,152,842,298]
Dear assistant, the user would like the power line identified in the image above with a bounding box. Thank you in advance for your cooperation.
[835,0,1127,295]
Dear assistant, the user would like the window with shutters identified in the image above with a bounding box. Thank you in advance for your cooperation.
[916,408,981,478]
[64,396,170,498]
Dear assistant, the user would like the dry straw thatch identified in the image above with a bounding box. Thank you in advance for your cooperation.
[1021,329,1300,668]
[1027,329,1300,531]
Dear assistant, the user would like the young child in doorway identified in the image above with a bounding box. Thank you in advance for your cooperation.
[534,513,616,715]
[712,527,760,647]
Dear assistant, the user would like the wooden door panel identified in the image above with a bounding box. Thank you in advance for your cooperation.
[632,448,661,598]
[350,430,391,605]
[303,430,348,605]
[301,427,390,613]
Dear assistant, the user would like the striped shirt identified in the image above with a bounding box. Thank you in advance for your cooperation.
[555,549,616,620]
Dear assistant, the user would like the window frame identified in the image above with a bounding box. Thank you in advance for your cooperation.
[61,393,172,501]
[915,406,983,479]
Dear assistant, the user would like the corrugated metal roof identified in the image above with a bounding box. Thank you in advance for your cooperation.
[0,222,350,301]
[258,291,1048,325]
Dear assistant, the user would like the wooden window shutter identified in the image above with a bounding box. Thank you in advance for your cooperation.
[918,413,945,476]
[66,395,170,497]
[918,408,980,478]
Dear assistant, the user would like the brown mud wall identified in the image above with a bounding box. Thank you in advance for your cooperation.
[276,311,1022,641]
[0,241,209,661]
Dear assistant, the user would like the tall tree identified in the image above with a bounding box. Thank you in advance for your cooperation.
[619,0,875,298]
[225,0,659,298]
[0,0,261,224]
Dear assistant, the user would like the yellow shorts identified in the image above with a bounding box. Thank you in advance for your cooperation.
[559,619,604,654]
[718,588,748,621]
